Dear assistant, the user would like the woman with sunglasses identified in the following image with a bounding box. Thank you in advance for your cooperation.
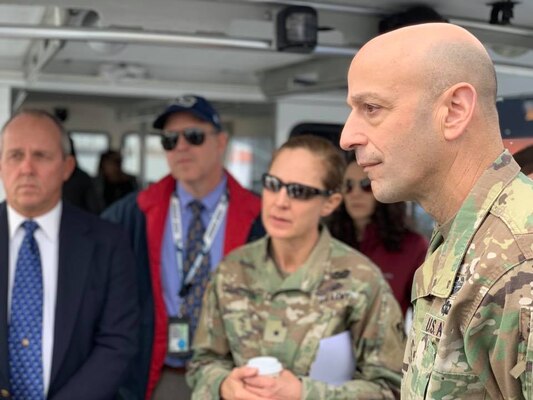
[328,157,428,317]
[187,135,404,399]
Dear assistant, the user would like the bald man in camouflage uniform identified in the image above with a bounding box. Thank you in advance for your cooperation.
[187,229,404,399]
[341,23,533,399]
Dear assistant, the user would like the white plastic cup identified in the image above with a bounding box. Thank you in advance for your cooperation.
[246,356,282,377]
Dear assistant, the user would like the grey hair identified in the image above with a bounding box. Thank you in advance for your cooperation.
[0,109,72,157]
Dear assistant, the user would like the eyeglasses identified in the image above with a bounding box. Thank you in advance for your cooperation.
[160,128,212,150]
[262,173,334,200]
[343,177,372,194]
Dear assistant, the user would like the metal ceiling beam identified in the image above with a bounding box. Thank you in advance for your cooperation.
[25,39,63,81]
[233,0,384,15]
[450,18,533,50]
[0,70,267,102]
[0,23,362,56]
[23,7,67,82]
[0,24,272,50]
[0,20,532,57]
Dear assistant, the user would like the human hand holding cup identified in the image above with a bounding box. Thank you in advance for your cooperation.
[244,357,302,399]
[246,356,282,377]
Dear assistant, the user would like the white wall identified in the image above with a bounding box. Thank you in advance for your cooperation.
[275,93,348,146]
[24,100,134,149]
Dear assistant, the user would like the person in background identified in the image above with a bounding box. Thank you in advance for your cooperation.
[62,136,102,214]
[513,144,533,178]
[0,109,138,399]
[94,150,138,209]
[101,95,264,400]
[188,135,404,400]
[328,156,428,317]
[340,23,533,399]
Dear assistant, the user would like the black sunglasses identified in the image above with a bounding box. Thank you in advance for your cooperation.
[160,128,211,150]
[262,173,334,200]
[343,177,372,194]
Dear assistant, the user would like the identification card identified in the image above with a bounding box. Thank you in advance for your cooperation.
[167,317,191,357]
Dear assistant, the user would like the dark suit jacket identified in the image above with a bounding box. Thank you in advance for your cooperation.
[0,202,139,400]
[63,166,103,214]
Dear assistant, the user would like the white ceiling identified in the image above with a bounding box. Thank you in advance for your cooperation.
[0,0,532,102]
[0,5,45,61]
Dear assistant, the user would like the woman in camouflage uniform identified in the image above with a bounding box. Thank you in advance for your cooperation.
[187,135,405,400]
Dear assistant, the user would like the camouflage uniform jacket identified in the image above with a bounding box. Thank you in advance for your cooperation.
[187,228,405,399]
[401,151,533,400]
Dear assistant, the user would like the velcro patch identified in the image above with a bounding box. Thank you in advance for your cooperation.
[422,313,444,339]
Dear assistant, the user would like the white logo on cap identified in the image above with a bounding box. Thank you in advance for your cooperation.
[173,95,198,108]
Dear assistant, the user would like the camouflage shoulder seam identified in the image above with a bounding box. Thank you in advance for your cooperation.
[490,176,533,235]
[224,237,267,262]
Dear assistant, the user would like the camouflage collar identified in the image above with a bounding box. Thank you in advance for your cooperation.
[414,150,520,300]
[258,227,333,295]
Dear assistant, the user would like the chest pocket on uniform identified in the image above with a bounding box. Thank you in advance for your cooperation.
[420,312,486,399]
[221,291,257,365]
[512,306,533,400]
[406,322,439,397]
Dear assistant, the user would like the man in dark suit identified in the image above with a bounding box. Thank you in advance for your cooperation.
[62,137,103,214]
[0,109,139,399]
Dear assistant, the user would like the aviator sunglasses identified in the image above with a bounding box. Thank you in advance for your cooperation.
[160,128,213,150]
[262,173,334,200]
[343,177,372,194]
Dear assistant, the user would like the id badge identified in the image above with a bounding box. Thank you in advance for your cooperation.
[167,316,191,357]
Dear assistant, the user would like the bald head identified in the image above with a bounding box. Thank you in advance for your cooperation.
[340,23,504,222]
[357,23,497,114]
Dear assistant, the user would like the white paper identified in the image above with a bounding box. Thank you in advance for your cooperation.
[308,331,355,386]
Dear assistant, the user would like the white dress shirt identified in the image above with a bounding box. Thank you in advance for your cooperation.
[7,202,62,396]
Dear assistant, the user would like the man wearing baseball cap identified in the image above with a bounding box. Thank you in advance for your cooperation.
[103,95,264,399]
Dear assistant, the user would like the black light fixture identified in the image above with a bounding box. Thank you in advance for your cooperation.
[276,6,317,54]
[378,5,448,34]
[489,0,519,25]
[53,107,69,122]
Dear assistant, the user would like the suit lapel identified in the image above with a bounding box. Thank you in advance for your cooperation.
[50,205,93,386]
[0,203,9,388]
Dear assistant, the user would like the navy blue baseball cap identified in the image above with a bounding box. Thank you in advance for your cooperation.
[153,95,222,131]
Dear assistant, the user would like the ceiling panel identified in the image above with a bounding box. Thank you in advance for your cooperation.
[0,0,532,100]
[0,5,46,58]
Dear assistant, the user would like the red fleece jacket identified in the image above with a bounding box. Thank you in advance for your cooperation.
[137,172,261,399]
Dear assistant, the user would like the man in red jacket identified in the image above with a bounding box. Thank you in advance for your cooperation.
[102,95,263,400]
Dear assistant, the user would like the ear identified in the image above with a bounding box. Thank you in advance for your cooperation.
[62,155,76,181]
[320,192,343,217]
[439,82,477,141]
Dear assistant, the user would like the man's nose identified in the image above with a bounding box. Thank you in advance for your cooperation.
[19,156,35,173]
[340,116,368,151]
[175,134,190,151]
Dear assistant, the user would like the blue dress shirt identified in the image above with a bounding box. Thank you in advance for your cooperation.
[161,176,228,366]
